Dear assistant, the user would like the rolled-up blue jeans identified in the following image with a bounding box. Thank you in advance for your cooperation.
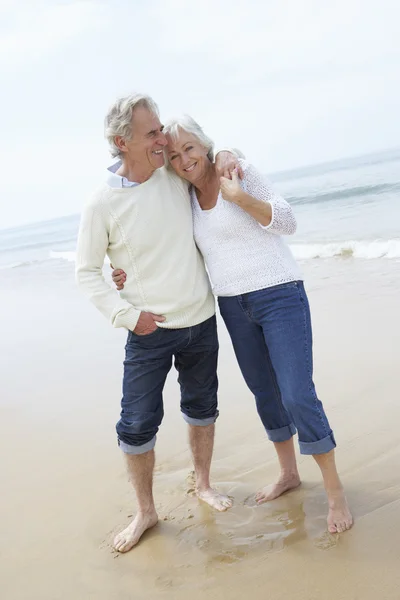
[218,281,335,455]
[117,315,219,455]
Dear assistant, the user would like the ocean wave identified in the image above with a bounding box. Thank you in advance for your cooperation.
[49,243,400,263]
[291,239,400,259]
[0,260,41,270]
[49,251,111,264]
[0,236,78,255]
[287,183,400,205]
[49,251,77,262]
[2,242,398,271]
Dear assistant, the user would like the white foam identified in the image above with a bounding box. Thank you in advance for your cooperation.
[49,251,77,262]
[47,240,400,268]
[0,261,30,270]
[290,239,400,260]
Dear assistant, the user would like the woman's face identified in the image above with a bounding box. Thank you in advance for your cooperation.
[166,129,211,184]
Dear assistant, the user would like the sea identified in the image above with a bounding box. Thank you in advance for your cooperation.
[1,148,400,274]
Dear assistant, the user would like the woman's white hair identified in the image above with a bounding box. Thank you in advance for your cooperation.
[104,93,159,159]
[163,115,215,165]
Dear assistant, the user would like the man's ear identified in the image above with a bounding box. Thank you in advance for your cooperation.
[114,136,127,154]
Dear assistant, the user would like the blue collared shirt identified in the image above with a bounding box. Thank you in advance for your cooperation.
[106,160,140,188]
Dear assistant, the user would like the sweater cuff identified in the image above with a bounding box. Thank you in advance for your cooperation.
[258,201,275,230]
[113,306,141,331]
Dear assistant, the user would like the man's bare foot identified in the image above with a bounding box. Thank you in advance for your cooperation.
[255,472,301,504]
[327,489,353,533]
[113,511,158,553]
[196,487,233,511]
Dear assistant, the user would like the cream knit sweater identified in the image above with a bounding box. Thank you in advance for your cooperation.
[76,167,215,330]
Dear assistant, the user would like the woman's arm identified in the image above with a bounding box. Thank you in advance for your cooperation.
[220,162,297,235]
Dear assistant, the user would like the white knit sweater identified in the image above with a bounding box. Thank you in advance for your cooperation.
[76,167,215,330]
[191,160,302,296]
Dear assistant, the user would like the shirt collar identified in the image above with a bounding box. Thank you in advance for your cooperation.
[106,160,140,188]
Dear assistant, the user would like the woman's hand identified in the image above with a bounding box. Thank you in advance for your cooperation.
[111,265,126,290]
[220,169,243,204]
[220,171,273,226]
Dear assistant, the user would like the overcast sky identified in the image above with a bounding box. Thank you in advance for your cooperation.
[1,0,399,228]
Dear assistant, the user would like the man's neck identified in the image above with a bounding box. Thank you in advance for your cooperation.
[116,159,157,184]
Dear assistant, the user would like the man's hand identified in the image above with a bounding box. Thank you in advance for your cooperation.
[220,169,243,204]
[110,266,165,334]
[134,311,165,335]
[111,266,126,290]
[215,151,243,180]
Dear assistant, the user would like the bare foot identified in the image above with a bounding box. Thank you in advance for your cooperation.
[113,511,158,553]
[327,490,353,534]
[255,472,301,504]
[196,487,233,512]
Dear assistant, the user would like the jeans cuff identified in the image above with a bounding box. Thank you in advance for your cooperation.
[266,423,297,443]
[118,435,156,455]
[299,432,336,455]
[182,410,219,426]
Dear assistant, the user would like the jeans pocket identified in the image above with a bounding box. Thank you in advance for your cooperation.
[130,326,162,343]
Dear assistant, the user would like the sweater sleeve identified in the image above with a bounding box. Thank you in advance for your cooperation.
[242,161,297,235]
[75,199,141,330]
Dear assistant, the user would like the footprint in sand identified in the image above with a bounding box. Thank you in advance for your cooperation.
[313,530,340,550]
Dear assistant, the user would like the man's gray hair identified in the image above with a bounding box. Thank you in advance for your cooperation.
[164,115,215,163]
[104,93,160,158]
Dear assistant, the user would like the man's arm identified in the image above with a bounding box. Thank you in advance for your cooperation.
[75,200,141,330]
[214,148,245,179]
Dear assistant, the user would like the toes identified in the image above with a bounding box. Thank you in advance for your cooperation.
[198,490,233,511]
[115,537,134,553]
[328,513,353,534]
[114,537,125,551]
[216,497,232,511]
[222,498,233,508]
[344,519,353,531]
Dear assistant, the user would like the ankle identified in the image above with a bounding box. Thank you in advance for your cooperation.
[325,485,345,502]
[195,478,211,493]
[280,469,300,480]
[137,505,157,517]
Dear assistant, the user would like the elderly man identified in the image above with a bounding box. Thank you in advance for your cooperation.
[76,94,238,553]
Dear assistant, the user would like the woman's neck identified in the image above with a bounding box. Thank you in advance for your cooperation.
[194,163,219,197]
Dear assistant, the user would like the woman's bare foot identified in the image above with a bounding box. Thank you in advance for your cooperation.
[113,510,158,553]
[327,489,353,533]
[196,487,233,511]
[255,472,301,504]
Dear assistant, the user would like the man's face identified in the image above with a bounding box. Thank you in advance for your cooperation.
[122,106,167,171]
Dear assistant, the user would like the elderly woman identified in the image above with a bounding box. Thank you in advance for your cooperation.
[113,116,353,534]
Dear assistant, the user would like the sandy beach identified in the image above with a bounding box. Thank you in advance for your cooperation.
[1,258,400,600]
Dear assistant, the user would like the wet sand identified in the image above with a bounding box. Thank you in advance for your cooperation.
[1,260,400,599]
